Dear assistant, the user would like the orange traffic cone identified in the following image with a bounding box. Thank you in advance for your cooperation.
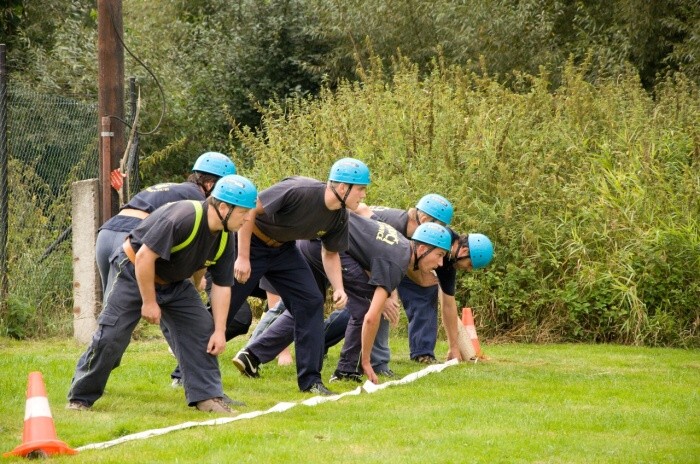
[4,372,77,458]
[461,307,483,359]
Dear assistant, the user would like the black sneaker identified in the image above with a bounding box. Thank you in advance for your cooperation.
[232,350,260,378]
[329,369,363,383]
[414,355,438,365]
[376,368,395,378]
[303,382,334,396]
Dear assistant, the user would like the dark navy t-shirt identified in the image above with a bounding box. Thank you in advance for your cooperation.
[434,228,460,296]
[256,176,348,252]
[348,214,410,294]
[299,214,410,295]
[368,206,409,236]
[128,200,235,286]
[101,182,205,233]
[370,205,458,296]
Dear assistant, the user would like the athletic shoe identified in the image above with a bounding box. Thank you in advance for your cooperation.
[414,355,438,365]
[171,378,183,388]
[329,369,363,383]
[232,350,260,378]
[303,382,334,396]
[376,368,395,378]
[222,393,246,407]
[66,401,91,411]
[196,397,236,414]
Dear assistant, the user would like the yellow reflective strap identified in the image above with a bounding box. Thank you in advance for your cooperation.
[214,232,228,262]
[171,201,202,253]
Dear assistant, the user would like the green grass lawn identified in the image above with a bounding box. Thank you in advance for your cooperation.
[0,331,698,463]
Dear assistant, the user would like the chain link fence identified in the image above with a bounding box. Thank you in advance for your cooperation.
[1,81,99,338]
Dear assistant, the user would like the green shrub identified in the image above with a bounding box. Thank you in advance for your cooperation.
[229,56,699,347]
[0,159,74,339]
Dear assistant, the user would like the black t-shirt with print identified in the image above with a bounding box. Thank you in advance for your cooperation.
[299,214,410,295]
[129,200,235,286]
[368,206,409,237]
[370,205,458,296]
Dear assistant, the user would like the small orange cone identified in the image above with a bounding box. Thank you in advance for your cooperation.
[461,307,483,359]
[4,372,78,458]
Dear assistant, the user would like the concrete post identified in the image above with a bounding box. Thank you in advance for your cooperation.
[72,179,100,343]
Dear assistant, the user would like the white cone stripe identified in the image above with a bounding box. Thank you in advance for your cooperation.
[24,396,53,420]
[76,360,459,452]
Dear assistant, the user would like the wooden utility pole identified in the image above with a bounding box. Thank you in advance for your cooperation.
[0,45,8,313]
[97,0,125,223]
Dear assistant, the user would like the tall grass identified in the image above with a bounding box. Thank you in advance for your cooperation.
[229,56,700,347]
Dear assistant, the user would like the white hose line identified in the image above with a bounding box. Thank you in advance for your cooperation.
[76,359,459,452]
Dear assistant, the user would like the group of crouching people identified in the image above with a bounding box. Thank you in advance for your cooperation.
[66,153,493,414]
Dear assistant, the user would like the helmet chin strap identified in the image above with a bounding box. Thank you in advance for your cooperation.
[214,203,234,232]
[330,183,352,215]
[412,242,434,271]
[413,209,422,226]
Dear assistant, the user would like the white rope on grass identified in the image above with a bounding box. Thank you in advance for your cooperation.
[76,359,459,452]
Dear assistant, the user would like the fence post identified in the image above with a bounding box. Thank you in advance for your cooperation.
[71,179,100,343]
[0,44,8,314]
[100,116,112,224]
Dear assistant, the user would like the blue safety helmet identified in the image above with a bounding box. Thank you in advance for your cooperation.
[211,175,257,209]
[467,233,494,269]
[192,152,237,178]
[328,158,370,185]
[416,194,454,225]
[412,223,452,252]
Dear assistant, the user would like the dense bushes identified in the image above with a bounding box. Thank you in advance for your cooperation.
[231,58,699,347]
[2,1,698,345]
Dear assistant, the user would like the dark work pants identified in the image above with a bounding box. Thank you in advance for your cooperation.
[323,308,390,370]
[397,277,439,359]
[250,250,374,375]
[335,255,375,374]
[95,228,129,297]
[233,236,325,391]
[170,301,252,380]
[68,249,222,407]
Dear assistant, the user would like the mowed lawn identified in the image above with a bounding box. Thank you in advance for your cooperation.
[0,332,698,463]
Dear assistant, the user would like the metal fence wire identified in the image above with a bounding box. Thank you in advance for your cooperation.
[1,82,99,337]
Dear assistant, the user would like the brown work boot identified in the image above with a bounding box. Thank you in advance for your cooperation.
[65,400,91,411]
[195,397,237,414]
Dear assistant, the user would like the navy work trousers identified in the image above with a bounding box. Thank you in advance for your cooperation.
[397,277,439,359]
[232,236,325,391]
[68,249,223,407]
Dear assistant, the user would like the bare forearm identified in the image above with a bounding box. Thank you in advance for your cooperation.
[440,291,460,350]
[321,248,344,294]
[134,246,158,305]
[209,284,231,335]
[361,288,389,365]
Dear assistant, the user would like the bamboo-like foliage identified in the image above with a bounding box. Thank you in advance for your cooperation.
[230,56,700,347]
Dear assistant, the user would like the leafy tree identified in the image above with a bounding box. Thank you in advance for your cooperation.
[4,0,96,94]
